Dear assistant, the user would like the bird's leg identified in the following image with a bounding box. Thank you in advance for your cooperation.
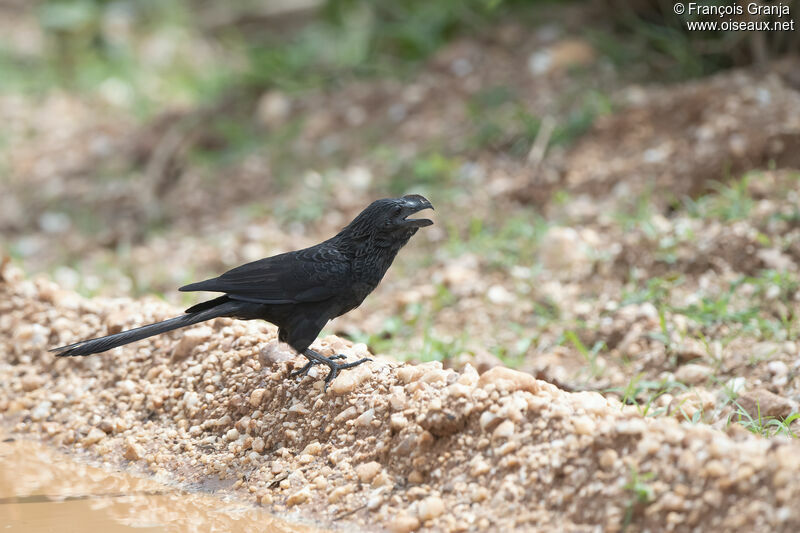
[292,349,371,390]
[290,353,346,377]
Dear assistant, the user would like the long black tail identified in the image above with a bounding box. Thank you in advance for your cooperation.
[50,298,237,357]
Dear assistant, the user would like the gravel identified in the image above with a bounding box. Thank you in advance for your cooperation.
[3,264,800,532]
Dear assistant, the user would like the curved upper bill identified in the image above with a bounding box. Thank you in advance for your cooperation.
[400,195,434,227]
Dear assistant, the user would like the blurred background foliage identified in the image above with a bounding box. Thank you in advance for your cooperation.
[8,0,799,102]
[1,0,798,257]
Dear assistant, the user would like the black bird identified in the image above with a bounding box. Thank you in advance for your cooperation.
[51,195,434,388]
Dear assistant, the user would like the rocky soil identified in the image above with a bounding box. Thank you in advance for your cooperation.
[3,263,800,532]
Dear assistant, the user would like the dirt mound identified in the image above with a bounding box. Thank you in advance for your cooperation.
[558,63,800,200]
[2,265,800,532]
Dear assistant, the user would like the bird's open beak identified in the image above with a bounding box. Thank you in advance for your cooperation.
[400,195,434,228]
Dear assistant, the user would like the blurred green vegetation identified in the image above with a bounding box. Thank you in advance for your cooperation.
[3,0,535,100]
[6,0,795,102]
[248,0,533,88]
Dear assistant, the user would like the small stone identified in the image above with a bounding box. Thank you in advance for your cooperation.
[478,367,539,394]
[496,441,517,456]
[124,439,144,461]
[334,406,358,423]
[104,309,128,334]
[768,360,789,376]
[389,387,407,410]
[249,388,266,408]
[328,484,354,503]
[572,415,595,436]
[372,472,393,487]
[408,471,424,484]
[183,391,200,410]
[677,449,697,472]
[768,361,789,385]
[774,444,798,470]
[487,285,515,304]
[726,377,746,394]
[355,408,375,426]
[21,375,44,392]
[258,343,294,368]
[302,441,322,455]
[252,437,265,453]
[447,383,472,398]
[458,364,479,386]
[366,494,383,511]
[390,512,420,533]
[479,411,502,432]
[471,486,490,503]
[669,390,715,422]
[330,363,372,395]
[440,257,480,290]
[288,402,310,415]
[599,449,617,470]
[30,401,52,421]
[417,496,445,521]
[390,413,408,431]
[286,487,311,506]
[737,388,794,419]
[614,419,646,435]
[172,326,212,359]
[417,431,434,448]
[703,460,726,478]
[420,409,466,437]
[82,427,106,446]
[62,430,76,445]
[675,364,712,385]
[356,461,382,483]
[421,369,448,384]
[256,91,291,126]
[470,456,491,477]
[397,366,422,383]
[492,420,514,440]
[225,428,239,441]
[674,339,706,364]
[637,436,660,456]
[538,227,589,273]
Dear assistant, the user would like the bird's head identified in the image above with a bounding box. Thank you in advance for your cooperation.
[382,194,435,230]
[341,194,434,245]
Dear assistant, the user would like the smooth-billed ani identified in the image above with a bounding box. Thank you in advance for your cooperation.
[51,194,434,388]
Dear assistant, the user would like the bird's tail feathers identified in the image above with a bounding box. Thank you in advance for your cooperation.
[50,301,235,357]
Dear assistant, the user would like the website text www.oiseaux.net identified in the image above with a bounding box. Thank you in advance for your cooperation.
[674,2,796,31]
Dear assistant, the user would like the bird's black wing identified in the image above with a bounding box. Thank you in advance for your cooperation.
[179,245,351,304]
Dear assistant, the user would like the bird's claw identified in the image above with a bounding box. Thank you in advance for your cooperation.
[321,358,372,391]
[292,353,371,391]
[290,353,347,378]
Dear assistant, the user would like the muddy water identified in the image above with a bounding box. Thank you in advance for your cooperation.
[0,437,319,532]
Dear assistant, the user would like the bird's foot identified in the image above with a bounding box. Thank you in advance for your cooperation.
[295,350,371,391]
[321,357,372,391]
[291,354,345,378]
